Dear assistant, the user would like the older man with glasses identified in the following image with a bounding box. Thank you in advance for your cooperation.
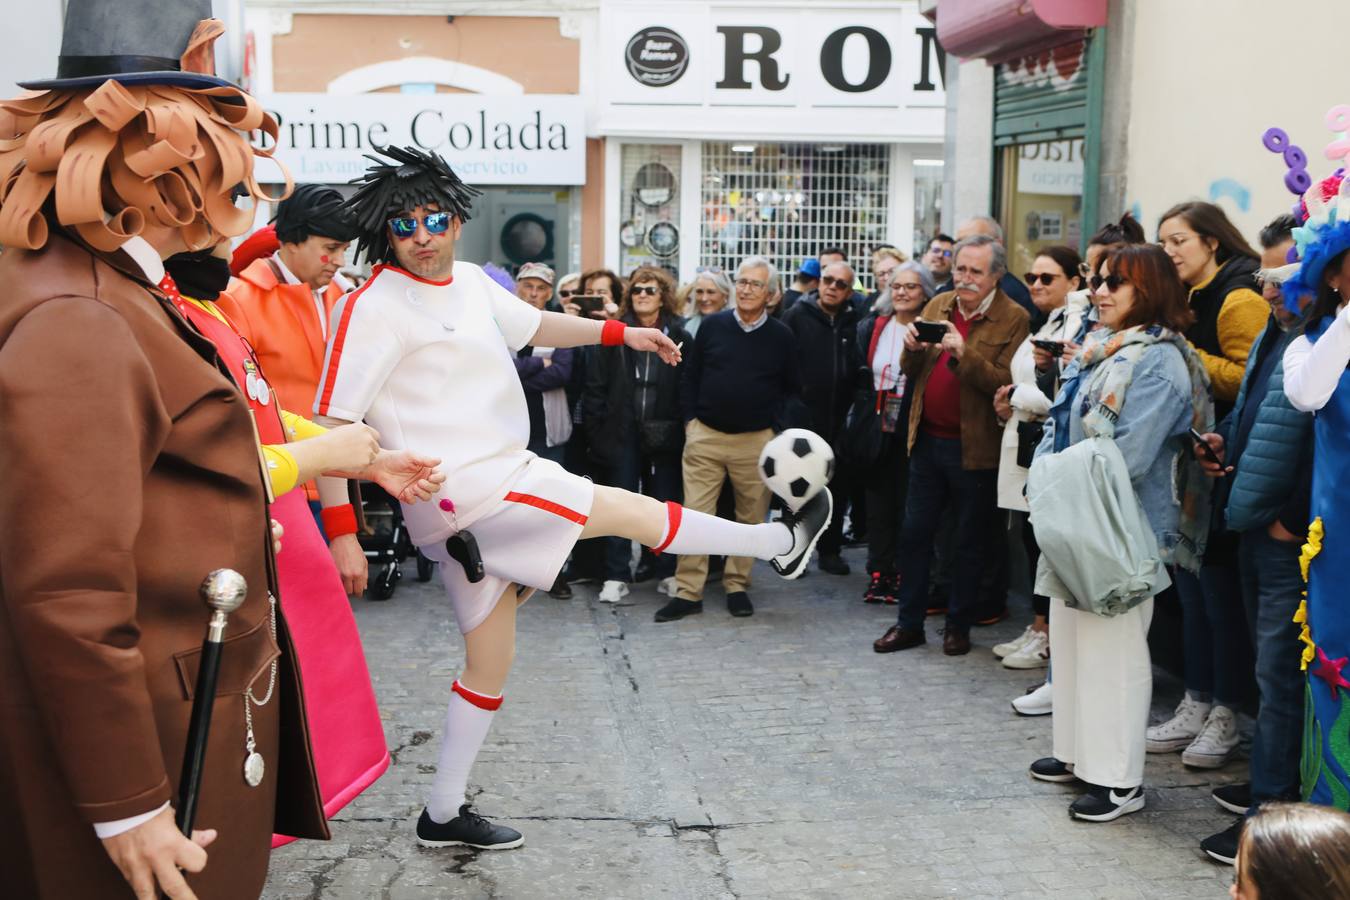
[783,261,862,574]
[656,256,803,621]
[873,235,1030,656]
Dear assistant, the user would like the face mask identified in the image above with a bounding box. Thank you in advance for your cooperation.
[164,250,233,301]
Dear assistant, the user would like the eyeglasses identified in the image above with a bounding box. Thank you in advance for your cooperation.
[928,247,953,258]
[1024,272,1061,286]
[735,278,766,290]
[695,265,724,274]
[894,281,925,292]
[1159,232,1198,250]
[820,275,851,289]
[631,284,659,296]
[388,212,452,239]
[1091,274,1130,292]
[558,288,578,298]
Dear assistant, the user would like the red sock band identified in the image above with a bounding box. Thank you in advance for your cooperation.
[601,319,627,346]
[452,680,503,711]
[320,503,358,539]
[651,501,683,555]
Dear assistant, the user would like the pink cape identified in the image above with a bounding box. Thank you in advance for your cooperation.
[270,490,389,847]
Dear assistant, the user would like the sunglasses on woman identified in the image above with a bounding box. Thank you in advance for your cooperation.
[1024,272,1061,286]
[631,285,659,296]
[1090,274,1129,292]
[388,211,452,239]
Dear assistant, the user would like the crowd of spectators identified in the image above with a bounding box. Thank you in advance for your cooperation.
[503,200,1350,870]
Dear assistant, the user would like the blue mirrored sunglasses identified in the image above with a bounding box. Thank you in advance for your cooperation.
[388,211,452,239]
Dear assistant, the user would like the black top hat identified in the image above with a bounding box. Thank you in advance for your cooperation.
[19,0,236,91]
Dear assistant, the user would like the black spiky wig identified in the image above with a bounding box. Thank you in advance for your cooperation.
[344,145,482,265]
[273,184,359,244]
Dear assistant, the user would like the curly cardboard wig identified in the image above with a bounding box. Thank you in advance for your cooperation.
[0,24,289,253]
[344,144,480,265]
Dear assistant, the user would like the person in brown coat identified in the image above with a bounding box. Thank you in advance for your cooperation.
[872,234,1030,656]
[0,5,327,898]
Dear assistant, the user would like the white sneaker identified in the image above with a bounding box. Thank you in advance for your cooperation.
[657,577,677,597]
[597,580,630,604]
[993,625,1036,659]
[1147,695,1212,753]
[1012,680,1053,717]
[1181,705,1241,768]
[1002,630,1050,669]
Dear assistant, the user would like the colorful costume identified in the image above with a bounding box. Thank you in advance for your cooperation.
[166,261,389,847]
[0,4,325,896]
[1273,139,1350,808]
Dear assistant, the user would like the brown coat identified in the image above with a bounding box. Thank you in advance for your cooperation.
[0,236,327,899]
[902,288,1030,470]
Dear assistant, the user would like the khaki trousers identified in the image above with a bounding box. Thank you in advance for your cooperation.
[673,419,773,599]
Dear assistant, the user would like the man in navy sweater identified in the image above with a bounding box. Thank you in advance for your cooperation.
[656,256,802,621]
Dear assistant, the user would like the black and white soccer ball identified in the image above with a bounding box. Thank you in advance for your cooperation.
[758,428,834,511]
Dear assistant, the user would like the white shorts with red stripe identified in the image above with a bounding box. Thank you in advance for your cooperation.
[419,456,594,634]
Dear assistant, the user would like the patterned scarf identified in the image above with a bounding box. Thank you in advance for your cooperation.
[1075,324,1216,573]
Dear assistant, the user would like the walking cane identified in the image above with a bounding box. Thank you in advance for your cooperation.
[175,569,248,834]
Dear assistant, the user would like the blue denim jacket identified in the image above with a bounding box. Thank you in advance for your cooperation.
[1036,342,1196,560]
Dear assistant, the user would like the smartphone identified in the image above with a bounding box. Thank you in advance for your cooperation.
[1189,428,1224,468]
[913,320,948,344]
[1032,339,1065,356]
[572,294,604,317]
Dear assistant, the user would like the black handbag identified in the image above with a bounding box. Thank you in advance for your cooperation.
[1015,419,1045,469]
[638,419,683,457]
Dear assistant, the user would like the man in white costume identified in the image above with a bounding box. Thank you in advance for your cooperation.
[315,146,832,850]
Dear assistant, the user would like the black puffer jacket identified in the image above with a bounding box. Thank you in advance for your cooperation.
[582,313,692,467]
[780,295,860,441]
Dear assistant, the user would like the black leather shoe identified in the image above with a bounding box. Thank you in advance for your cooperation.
[771,489,832,580]
[726,591,753,617]
[654,598,703,622]
[874,625,925,653]
[416,805,523,850]
[548,575,573,599]
[942,628,972,656]
[818,553,851,575]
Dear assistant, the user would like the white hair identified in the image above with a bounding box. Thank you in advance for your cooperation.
[961,215,1005,243]
[737,255,779,293]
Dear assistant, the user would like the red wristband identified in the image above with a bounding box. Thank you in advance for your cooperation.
[601,319,627,346]
[320,503,358,539]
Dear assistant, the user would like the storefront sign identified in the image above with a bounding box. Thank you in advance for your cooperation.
[256,94,586,185]
[1016,140,1084,197]
[626,27,691,87]
[598,2,945,141]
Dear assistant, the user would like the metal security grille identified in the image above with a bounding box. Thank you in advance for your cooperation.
[700,142,891,290]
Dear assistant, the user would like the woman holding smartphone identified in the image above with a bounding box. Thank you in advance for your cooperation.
[991,246,1090,673]
[1027,244,1213,823]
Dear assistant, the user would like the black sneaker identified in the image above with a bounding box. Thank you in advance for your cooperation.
[548,575,573,599]
[416,805,523,850]
[726,591,753,617]
[770,490,832,580]
[1029,757,1079,783]
[654,598,703,622]
[818,553,851,576]
[1200,819,1242,866]
[1069,784,1145,822]
[1212,782,1251,816]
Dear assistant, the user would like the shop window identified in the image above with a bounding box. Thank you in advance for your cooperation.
[700,142,890,290]
[913,159,944,258]
[997,138,1084,279]
[618,144,682,278]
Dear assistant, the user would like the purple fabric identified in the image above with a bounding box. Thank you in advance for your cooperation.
[482,262,516,293]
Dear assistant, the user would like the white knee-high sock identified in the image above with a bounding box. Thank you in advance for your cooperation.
[426,680,501,823]
[650,501,792,560]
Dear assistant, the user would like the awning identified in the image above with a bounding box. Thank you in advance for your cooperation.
[936,0,1107,64]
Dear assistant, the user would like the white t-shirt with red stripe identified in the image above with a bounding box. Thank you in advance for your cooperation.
[315,261,543,547]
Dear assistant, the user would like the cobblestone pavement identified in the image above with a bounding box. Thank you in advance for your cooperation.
[264,548,1239,899]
